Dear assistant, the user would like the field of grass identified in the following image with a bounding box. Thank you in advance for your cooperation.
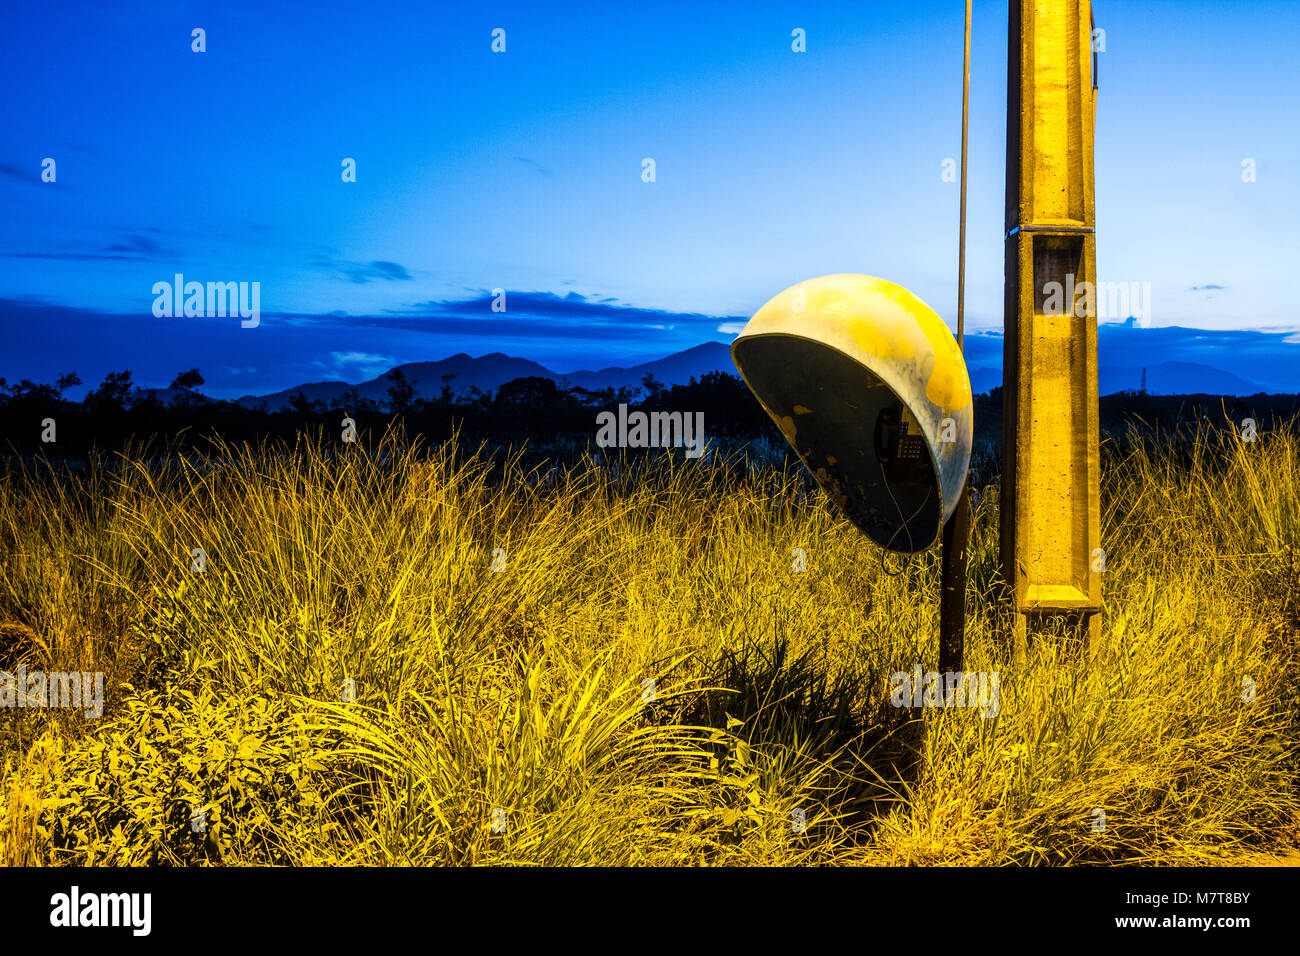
[1,420,1297,866]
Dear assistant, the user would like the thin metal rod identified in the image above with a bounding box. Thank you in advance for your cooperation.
[958,0,971,347]
[940,0,974,677]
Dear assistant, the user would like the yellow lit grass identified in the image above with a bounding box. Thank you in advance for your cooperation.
[0,419,1296,865]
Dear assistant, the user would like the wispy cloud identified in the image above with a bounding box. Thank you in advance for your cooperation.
[320,350,396,380]
[513,156,554,178]
[2,230,171,262]
[312,255,414,283]
[371,290,745,342]
[105,233,164,255]
[3,251,146,262]
[331,350,394,367]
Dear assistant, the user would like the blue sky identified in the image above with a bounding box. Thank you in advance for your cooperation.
[1,0,1297,396]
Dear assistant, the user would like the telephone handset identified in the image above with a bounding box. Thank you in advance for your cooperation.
[873,402,930,484]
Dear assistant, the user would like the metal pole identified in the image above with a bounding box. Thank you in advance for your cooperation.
[939,0,973,675]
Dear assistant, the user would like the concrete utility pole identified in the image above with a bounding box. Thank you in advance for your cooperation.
[1002,0,1102,652]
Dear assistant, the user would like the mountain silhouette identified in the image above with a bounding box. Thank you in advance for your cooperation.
[969,361,1265,396]
[237,339,1274,411]
[236,352,559,410]
[236,343,743,408]
[235,344,738,410]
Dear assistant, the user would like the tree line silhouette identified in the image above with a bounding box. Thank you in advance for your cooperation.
[2,367,1297,461]
[0,367,774,458]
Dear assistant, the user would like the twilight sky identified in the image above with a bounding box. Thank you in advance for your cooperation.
[1,0,1297,396]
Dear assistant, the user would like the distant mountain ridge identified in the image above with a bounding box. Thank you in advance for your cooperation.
[236,352,560,411]
[967,361,1267,398]
[234,339,1281,411]
[235,343,737,410]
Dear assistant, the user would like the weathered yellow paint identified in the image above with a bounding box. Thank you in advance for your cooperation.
[1003,0,1102,642]
[746,274,972,414]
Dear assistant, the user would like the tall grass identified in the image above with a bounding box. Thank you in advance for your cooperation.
[0,419,1296,865]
